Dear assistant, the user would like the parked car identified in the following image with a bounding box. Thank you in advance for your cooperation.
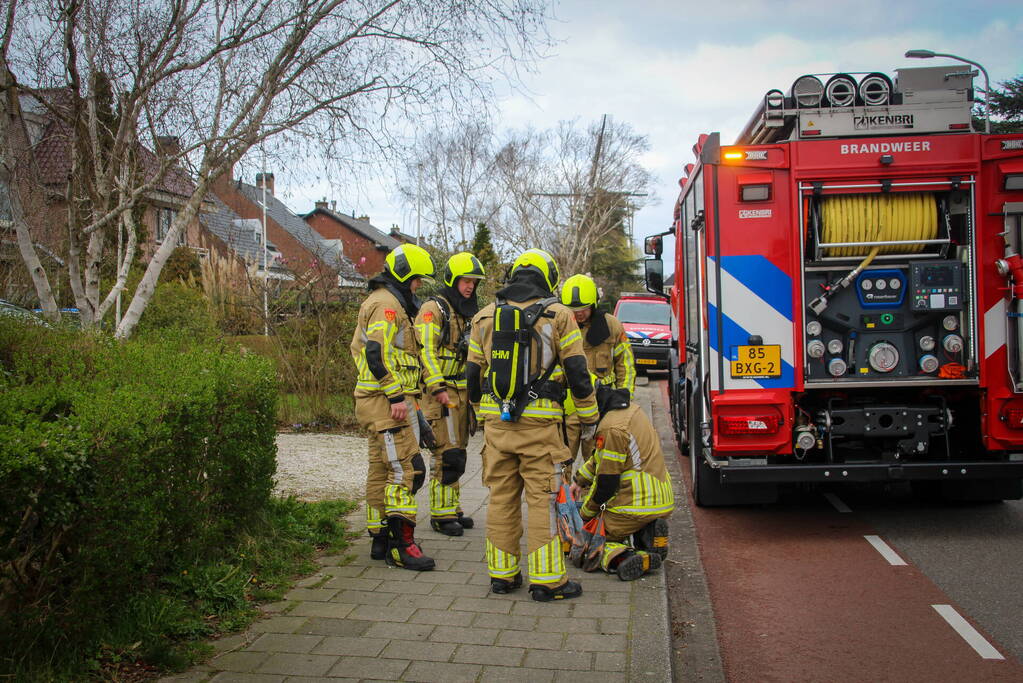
[613,293,672,372]
[0,299,47,325]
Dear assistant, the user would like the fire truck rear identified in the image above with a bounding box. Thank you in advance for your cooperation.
[644,65,1023,505]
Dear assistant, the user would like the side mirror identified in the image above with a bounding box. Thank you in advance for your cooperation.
[644,234,663,258]
[644,258,665,295]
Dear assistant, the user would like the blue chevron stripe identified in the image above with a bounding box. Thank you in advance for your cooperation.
[720,255,793,321]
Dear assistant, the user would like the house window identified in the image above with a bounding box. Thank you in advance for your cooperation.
[156,207,179,244]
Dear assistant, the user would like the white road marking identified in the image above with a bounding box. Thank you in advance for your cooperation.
[864,535,907,565]
[824,492,851,513]
[932,604,1005,660]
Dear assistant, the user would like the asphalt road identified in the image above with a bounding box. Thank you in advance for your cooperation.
[647,376,1023,681]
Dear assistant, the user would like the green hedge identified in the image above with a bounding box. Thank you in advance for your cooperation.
[0,319,277,661]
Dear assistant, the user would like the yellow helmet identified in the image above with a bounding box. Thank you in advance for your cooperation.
[384,244,435,283]
[560,274,598,309]
[443,252,486,287]
[510,248,560,290]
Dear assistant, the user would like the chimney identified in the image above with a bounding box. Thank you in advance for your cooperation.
[315,197,329,210]
[331,200,337,212]
[155,135,181,158]
[255,172,275,196]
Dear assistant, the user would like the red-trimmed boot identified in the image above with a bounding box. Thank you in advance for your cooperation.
[386,517,435,571]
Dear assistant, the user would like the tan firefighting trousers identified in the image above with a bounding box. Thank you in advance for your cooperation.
[562,412,595,466]
[599,509,665,571]
[423,388,469,521]
[482,418,571,587]
[355,393,426,529]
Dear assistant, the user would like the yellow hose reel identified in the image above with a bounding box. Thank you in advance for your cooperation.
[821,193,938,258]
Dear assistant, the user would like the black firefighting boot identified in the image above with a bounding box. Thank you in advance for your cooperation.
[431,518,464,536]
[634,518,669,560]
[490,572,523,594]
[385,517,435,571]
[611,550,662,582]
[457,512,474,529]
[369,530,387,560]
[528,580,583,602]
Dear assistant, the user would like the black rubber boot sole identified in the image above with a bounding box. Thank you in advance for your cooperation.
[431,519,464,536]
[490,573,523,594]
[529,580,582,602]
[457,513,474,529]
[616,551,662,582]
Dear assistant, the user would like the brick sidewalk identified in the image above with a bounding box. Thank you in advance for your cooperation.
[164,386,673,682]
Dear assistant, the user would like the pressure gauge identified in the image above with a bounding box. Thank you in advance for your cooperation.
[942,315,958,331]
[827,339,844,355]
[919,335,935,351]
[919,355,939,373]
[806,320,822,336]
[889,278,901,289]
[807,340,826,358]
[861,279,873,291]
[875,279,887,291]
[868,342,899,373]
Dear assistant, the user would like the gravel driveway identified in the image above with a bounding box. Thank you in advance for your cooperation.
[272,433,367,502]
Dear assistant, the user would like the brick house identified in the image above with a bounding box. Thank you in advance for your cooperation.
[212,172,363,291]
[302,201,400,277]
[1,89,270,306]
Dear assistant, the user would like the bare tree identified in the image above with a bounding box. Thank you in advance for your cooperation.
[1,0,552,336]
[397,119,501,253]
[492,117,653,276]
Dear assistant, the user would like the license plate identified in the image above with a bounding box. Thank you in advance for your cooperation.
[636,358,658,365]
[730,345,781,378]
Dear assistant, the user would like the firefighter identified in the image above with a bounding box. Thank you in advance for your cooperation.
[350,243,436,571]
[415,252,486,536]
[559,274,636,464]
[570,384,673,581]
[466,249,599,602]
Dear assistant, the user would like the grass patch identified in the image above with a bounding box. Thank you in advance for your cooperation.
[278,392,360,433]
[3,496,355,681]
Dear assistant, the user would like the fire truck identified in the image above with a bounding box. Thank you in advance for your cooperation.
[643,65,1023,505]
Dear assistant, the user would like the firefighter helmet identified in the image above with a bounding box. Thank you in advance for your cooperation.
[385,244,435,283]
[560,274,598,309]
[510,249,560,291]
[443,252,486,287]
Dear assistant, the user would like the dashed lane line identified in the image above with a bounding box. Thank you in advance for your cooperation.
[932,604,1005,660]
[864,534,908,566]
[823,492,851,513]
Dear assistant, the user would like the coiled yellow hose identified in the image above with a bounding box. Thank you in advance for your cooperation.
[822,193,938,258]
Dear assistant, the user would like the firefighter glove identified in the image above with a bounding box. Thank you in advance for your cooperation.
[580,420,598,441]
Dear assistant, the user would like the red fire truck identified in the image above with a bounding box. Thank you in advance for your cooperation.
[644,65,1023,505]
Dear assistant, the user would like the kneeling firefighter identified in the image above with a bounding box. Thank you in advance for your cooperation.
[350,244,436,571]
[570,385,673,581]
[466,249,600,602]
[414,252,486,536]
[559,274,636,463]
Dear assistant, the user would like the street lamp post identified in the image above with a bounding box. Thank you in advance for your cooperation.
[905,49,991,134]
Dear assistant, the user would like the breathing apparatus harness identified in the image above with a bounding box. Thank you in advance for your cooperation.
[486,296,563,421]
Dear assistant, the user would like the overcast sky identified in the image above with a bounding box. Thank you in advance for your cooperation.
[277,0,1023,257]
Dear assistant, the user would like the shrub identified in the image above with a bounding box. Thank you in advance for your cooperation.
[135,280,216,339]
[0,318,277,672]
